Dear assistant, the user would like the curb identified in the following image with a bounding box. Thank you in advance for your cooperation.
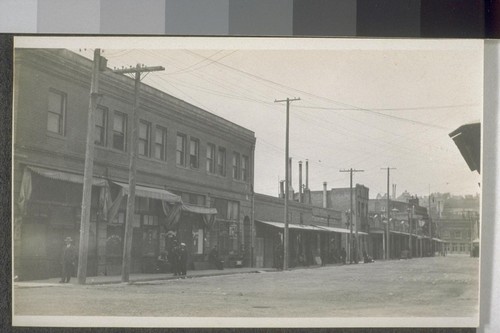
[87,269,275,285]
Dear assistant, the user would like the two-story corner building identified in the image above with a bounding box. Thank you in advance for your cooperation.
[13,48,256,281]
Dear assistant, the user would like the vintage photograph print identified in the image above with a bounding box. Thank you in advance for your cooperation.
[12,37,482,328]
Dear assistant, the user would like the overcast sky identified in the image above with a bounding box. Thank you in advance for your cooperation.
[18,37,483,199]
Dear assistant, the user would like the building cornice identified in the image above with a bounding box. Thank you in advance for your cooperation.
[15,49,256,145]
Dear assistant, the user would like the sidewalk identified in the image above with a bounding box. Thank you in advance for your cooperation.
[14,263,355,288]
[14,266,278,288]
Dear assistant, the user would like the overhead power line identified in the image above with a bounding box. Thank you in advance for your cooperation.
[183,50,457,130]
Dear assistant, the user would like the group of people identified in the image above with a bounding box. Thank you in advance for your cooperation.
[326,247,348,265]
[167,240,188,277]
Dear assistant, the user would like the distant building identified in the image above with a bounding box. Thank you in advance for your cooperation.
[253,193,349,268]
[421,193,480,256]
[368,195,436,260]
[307,184,369,262]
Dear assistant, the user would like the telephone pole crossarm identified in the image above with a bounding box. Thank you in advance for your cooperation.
[113,66,165,75]
[274,97,301,103]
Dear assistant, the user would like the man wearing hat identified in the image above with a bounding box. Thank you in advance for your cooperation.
[169,240,180,276]
[179,243,188,277]
[60,236,77,283]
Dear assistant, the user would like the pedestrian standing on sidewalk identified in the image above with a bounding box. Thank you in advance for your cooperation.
[274,243,284,270]
[209,245,223,270]
[179,243,188,277]
[59,236,76,283]
[320,246,327,266]
[340,247,347,265]
[169,240,180,276]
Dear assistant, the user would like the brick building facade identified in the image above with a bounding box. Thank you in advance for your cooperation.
[13,49,256,280]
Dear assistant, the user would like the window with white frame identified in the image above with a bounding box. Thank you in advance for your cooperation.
[176,133,187,166]
[189,137,200,169]
[47,89,66,135]
[241,155,249,181]
[206,143,216,174]
[154,125,167,161]
[95,106,107,146]
[113,111,127,151]
[138,120,151,157]
[217,147,226,176]
[232,152,240,180]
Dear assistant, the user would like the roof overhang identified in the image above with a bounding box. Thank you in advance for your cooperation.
[449,123,481,174]
[256,220,326,231]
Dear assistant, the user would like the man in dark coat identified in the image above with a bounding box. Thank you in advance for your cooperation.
[169,240,180,276]
[209,245,223,270]
[179,243,188,277]
[60,236,76,283]
[340,247,347,265]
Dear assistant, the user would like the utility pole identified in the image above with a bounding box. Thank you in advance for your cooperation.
[340,168,364,263]
[408,204,414,258]
[381,167,396,260]
[428,186,433,256]
[78,49,106,285]
[113,64,165,282]
[275,97,300,270]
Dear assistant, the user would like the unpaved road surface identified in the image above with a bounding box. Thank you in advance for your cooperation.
[14,256,478,318]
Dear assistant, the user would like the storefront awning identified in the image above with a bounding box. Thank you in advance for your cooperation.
[28,166,107,186]
[112,181,182,204]
[182,203,217,215]
[313,225,368,235]
[256,220,326,231]
[390,230,410,236]
[432,238,445,242]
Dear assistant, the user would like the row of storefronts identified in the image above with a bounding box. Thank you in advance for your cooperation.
[14,162,446,281]
[13,48,447,281]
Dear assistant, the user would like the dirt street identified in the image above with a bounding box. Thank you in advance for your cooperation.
[14,256,478,318]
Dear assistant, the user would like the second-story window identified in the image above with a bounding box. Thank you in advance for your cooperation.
[206,143,216,174]
[47,89,66,135]
[232,152,240,180]
[189,137,199,169]
[138,120,151,157]
[154,126,167,161]
[217,147,226,176]
[241,155,249,181]
[95,106,107,146]
[176,133,187,166]
[113,111,127,151]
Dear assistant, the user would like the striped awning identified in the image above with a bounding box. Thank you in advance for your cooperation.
[432,238,445,243]
[313,225,368,235]
[112,181,182,204]
[29,166,107,186]
[256,220,326,231]
[182,203,217,215]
